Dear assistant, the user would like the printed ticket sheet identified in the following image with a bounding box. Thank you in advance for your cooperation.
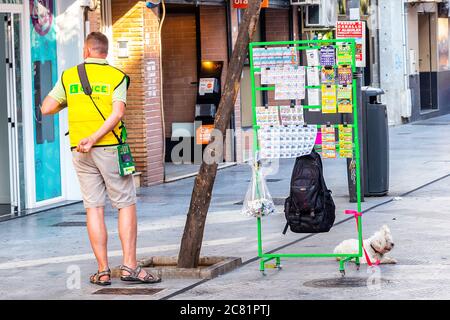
[337,85,353,113]
[338,125,353,158]
[252,47,299,68]
[308,88,321,107]
[320,46,336,66]
[322,142,337,159]
[279,105,305,126]
[307,67,320,86]
[306,49,320,67]
[321,67,336,85]
[321,85,337,114]
[256,106,280,127]
[338,65,353,86]
[337,44,353,65]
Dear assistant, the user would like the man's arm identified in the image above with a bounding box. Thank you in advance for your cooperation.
[41,96,66,115]
[77,101,125,152]
[41,78,67,115]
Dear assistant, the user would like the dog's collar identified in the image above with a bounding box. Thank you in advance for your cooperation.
[370,243,383,254]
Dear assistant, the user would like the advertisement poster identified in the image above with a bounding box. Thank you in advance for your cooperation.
[30,0,62,201]
[199,78,216,96]
[336,21,366,68]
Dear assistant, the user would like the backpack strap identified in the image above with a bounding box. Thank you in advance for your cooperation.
[76,63,123,145]
[282,223,289,235]
[313,149,329,192]
[77,63,92,95]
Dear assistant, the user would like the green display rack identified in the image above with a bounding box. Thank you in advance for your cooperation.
[249,39,363,275]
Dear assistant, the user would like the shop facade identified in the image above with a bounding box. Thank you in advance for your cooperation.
[0,0,89,219]
[406,0,450,122]
[0,0,299,218]
[1,0,391,218]
[99,0,299,184]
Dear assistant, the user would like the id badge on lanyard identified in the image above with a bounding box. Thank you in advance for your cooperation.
[117,144,136,176]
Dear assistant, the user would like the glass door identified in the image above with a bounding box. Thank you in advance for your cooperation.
[0,11,22,218]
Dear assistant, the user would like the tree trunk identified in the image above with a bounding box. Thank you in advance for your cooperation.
[177,0,263,268]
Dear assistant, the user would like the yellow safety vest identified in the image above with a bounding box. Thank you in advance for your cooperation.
[62,63,129,148]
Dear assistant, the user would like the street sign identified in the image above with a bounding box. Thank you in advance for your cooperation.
[196,124,214,145]
[232,0,269,9]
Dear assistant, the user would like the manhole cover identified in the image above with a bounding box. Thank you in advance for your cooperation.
[303,277,390,288]
[51,221,87,227]
[93,288,164,295]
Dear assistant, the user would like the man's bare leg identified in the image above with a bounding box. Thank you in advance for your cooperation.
[118,204,154,280]
[86,207,109,280]
[118,204,138,269]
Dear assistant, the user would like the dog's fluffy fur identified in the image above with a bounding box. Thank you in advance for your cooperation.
[334,225,397,264]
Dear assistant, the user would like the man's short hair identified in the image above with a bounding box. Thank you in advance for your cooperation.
[85,32,109,55]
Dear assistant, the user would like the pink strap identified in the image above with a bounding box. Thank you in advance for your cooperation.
[345,210,380,266]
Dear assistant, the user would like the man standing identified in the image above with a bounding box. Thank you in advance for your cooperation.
[41,32,160,286]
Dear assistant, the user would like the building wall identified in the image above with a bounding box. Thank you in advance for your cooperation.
[111,1,164,186]
[379,0,409,125]
[200,6,229,88]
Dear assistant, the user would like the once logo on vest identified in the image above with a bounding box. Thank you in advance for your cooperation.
[69,83,111,95]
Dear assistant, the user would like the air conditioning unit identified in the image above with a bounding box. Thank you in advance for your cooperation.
[290,0,320,5]
[305,0,337,27]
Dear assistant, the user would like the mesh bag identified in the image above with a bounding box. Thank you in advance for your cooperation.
[242,162,276,218]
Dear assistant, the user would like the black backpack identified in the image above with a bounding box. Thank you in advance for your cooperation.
[283,150,336,234]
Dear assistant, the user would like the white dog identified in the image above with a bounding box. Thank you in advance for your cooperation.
[334,225,397,264]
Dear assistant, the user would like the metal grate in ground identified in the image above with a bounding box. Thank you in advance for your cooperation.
[51,221,87,227]
[303,277,393,288]
[93,288,165,295]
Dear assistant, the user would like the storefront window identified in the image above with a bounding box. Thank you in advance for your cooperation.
[438,18,449,71]
[30,0,62,202]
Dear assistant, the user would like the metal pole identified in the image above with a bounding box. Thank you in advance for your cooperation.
[347,71,365,203]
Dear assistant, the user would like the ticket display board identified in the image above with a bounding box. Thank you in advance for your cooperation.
[248,39,364,275]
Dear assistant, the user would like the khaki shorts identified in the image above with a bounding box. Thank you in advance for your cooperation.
[72,146,137,209]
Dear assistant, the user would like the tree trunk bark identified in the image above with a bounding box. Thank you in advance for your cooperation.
[177,0,263,268]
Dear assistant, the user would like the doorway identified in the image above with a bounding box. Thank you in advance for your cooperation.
[0,12,22,218]
[418,12,438,113]
[161,5,199,181]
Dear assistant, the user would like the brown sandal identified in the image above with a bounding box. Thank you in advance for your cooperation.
[90,268,111,286]
[120,265,161,284]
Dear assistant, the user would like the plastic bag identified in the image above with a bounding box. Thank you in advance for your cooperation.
[242,162,276,218]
